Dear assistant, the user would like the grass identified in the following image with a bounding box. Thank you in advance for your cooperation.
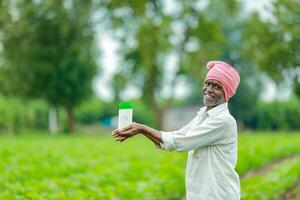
[0,134,186,200]
[0,131,300,199]
[237,132,300,175]
[241,155,300,200]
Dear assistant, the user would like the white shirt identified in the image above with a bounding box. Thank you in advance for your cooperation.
[160,103,240,200]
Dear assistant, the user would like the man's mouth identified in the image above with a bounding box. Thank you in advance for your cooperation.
[204,94,215,101]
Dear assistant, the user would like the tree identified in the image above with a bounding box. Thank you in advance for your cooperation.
[244,0,300,94]
[102,0,228,128]
[101,0,264,128]
[1,0,98,133]
[199,0,262,125]
[102,0,173,128]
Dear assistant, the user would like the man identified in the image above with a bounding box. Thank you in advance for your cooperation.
[112,61,241,200]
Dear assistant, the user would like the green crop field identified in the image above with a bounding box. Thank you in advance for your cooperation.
[1,132,300,200]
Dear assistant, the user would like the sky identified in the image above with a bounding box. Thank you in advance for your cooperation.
[92,0,284,102]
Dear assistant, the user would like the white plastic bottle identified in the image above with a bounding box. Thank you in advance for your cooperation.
[118,102,133,129]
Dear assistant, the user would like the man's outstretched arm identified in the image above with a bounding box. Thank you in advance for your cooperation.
[112,122,163,146]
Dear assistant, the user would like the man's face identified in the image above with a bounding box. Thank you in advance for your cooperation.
[202,79,226,107]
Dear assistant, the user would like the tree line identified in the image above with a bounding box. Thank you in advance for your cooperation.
[0,0,299,133]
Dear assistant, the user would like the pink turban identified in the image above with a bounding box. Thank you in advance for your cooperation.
[205,61,240,102]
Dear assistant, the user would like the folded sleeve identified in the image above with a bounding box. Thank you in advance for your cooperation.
[159,117,197,151]
[160,117,228,152]
[159,131,176,151]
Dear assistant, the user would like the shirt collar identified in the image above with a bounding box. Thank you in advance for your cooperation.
[197,102,228,117]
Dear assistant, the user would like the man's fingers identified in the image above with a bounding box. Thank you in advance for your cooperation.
[119,125,132,132]
[112,127,134,142]
[112,133,121,138]
[112,130,128,137]
[115,136,127,142]
[112,129,119,136]
[119,130,134,137]
[112,131,120,137]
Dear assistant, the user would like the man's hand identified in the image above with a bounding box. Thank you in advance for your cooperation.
[112,122,145,143]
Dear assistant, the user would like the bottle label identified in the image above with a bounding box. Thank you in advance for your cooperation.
[118,109,133,129]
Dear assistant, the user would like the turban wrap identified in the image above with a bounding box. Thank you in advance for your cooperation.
[205,61,240,102]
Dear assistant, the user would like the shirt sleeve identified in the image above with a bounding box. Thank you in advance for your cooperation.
[160,117,228,152]
[159,117,197,151]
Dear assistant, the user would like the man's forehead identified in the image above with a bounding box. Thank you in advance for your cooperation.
[205,79,222,85]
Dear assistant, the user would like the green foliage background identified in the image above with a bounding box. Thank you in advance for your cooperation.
[1,132,300,199]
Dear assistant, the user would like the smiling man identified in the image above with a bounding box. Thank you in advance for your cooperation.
[112,61,241,200]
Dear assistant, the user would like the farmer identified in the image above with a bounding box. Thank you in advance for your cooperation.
[112,61,241,200]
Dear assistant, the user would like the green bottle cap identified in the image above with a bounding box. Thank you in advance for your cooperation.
[119,102,133,109]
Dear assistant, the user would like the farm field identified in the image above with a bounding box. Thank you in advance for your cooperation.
[1,132,300,200]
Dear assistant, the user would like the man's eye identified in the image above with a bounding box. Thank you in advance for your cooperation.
[215,85,221,90]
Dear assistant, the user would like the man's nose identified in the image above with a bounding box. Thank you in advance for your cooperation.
[206,85,213,92]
